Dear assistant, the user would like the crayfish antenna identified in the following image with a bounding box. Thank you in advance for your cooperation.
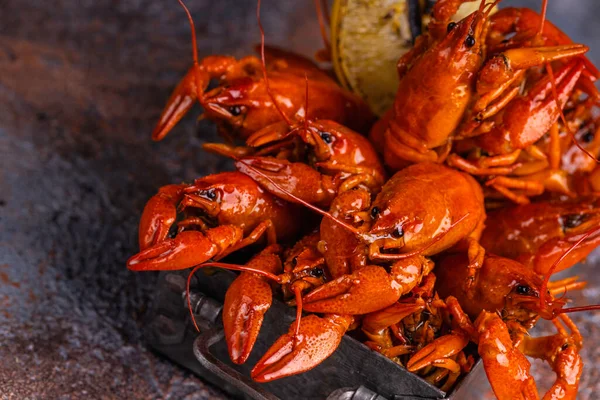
[177,0,202,102]
[314,0,331,57]
[539,0,598,165]
[539,224,600,312]
[293,286,303,343]
[185,261,283,332]
[257,0,293,127]
[538,0,548,37]
[558,304,600,314]
[304,74,310,132]
[484,0,502,16]
[546,64,600,164]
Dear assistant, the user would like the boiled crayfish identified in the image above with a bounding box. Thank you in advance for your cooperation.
[125,0,600,398]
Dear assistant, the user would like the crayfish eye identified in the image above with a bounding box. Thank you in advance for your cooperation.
[309,267,324,278]
[205,189,217,200]
[291,257,298,267]
[516,285,533,295]
[229,105,243,116]
[167,224,179,239]
[582,130,595,143]
[447,22,457,33]
[562,214,585,229]
[465,35,476,48]
[561,343,569,351]
[370,207,380,219]
[392,226,404,239]
[319,131,334,144]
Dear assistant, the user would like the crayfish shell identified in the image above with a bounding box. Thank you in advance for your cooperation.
[330,0,497,116]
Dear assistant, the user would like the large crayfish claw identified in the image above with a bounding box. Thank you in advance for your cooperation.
[302,266,402,315]
[475,311,539,400]
[251,314,352,382]
[235,156,337,207]
[406,332,470,373]
[303,256,429,315]
[138,184,185,250]
[152,56,237,141]
[127,226,243,271]
[223,245,283,364]
[152,66,204,141]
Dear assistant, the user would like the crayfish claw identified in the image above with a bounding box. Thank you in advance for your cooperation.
[302,266,401,315]
[224,274,274,364]
[251,314,352,382]
[223,246,282,364]
[152,67,204,141]
[138,184,186,250]
[127,226,243,271]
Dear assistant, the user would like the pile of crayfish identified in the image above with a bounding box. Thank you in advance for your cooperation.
[127,0,600,398]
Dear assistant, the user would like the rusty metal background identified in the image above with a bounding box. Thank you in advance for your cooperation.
[1,0,599,399]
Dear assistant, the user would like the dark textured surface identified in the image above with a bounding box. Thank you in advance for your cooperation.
[1,1,600,399]
[0,1,321,398]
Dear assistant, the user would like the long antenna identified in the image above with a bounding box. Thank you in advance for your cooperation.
[177,0,202,101]
[538,0,548,36]
[257,0,293,126]
[539,224,600,309]
[314,0,331,55]
[545,63,600,163]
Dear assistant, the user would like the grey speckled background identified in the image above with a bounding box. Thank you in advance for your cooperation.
[0,1,599,399]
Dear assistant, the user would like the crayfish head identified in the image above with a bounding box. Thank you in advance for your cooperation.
[282,232,328,298]
[437,254,563,325]
[437,8,488,77]
[499,263,566,325]
[366,192,447,255]
[201,77,259,138]
[531,199,600,276]
[189,172,262,225]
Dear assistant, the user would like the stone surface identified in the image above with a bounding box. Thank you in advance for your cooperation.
[0,1,319,399]
[1,0,599,399]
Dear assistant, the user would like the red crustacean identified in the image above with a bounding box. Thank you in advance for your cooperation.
[409,307,584,400]
[127,171,306,271]
[446,98,600,203]
[206,117,387,208]
[446,58,596,203]
[485,108,600,202]
[295,162,486,316]
[235,118,386,207]
[202,10,386,208]
[481,198,600,276]
[183,233,353,382]
[433,253,568,323]
[440,0,600,203]
[407,248,598,400]
[152,0,373,143]
[375,0,590,172]
[123,0,600,395]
